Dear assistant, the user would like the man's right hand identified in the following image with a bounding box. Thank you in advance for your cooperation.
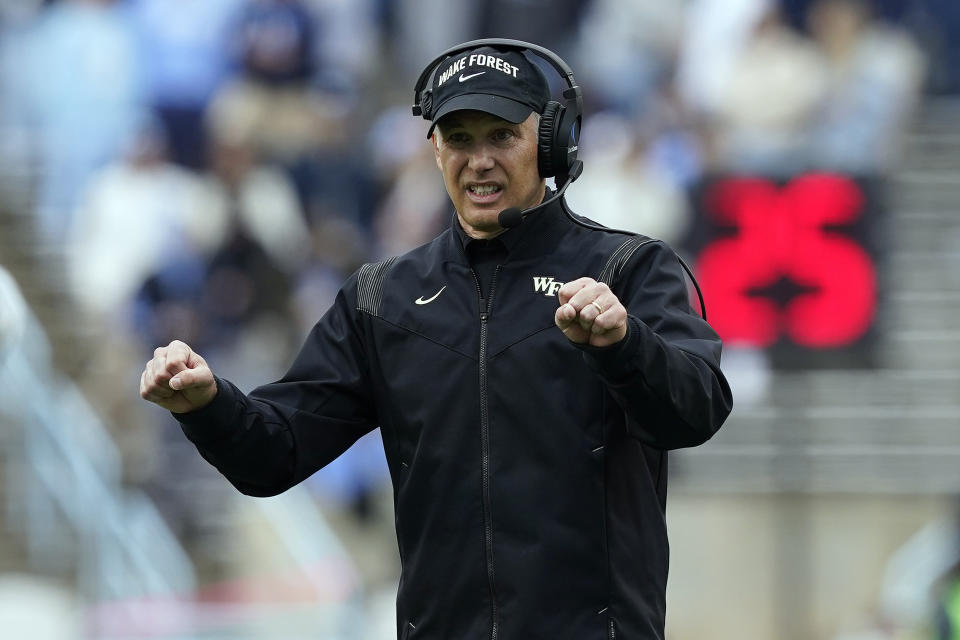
[139,340,217,414]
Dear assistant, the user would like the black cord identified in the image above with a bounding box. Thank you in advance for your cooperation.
[558,196,708,321]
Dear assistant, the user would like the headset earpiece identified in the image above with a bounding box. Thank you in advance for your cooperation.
[537,97,582,180]
[418,89,433,121]
[537,101,562,178]
[553,94,581,179]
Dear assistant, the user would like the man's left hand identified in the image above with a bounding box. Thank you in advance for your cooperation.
[555,277,628,347]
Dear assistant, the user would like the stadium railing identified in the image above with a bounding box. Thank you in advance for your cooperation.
[0,265,196,600]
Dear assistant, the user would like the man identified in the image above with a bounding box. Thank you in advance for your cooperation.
[140,41,733,639]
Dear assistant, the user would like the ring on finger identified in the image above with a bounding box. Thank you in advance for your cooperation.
[591,300,604,314]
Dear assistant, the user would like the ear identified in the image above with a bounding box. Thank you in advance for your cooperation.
[431,132,442,170]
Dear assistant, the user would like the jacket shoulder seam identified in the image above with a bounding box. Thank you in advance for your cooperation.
[597,236,658,285]
[356,256,399,316]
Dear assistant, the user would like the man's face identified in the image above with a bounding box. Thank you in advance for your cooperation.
[433,110,545,239]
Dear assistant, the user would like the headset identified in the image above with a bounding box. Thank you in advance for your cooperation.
[412,37,583,185]
[411,39,707,320]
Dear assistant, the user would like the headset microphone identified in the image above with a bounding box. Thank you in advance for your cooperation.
[498,161,582,229]
[496,206,528,230]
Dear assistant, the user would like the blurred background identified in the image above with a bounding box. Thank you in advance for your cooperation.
[0,0,958,637]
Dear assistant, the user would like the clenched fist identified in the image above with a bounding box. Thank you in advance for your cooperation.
[554,277,628,348]
[139,340,217,414]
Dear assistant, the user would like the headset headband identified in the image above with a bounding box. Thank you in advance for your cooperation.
[411,38,582,120]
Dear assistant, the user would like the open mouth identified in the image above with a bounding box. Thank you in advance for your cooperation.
[466,183,503,202]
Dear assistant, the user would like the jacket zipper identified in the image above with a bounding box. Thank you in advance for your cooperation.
[608,618,616,639]
[475,266,501,640]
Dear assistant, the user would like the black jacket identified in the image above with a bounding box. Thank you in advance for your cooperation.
[177,198,733,639]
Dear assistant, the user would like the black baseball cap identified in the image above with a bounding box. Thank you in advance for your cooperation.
[425,45,550,138]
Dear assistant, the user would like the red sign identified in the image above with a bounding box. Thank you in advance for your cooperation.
[690,174,880,364]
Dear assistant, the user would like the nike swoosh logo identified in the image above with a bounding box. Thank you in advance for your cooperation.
[415,286,447,305]
[459,72,485,83]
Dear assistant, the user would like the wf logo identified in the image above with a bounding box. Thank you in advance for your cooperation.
[533,277,564,297]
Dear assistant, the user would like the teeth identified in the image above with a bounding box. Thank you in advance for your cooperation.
[469,184,500,196]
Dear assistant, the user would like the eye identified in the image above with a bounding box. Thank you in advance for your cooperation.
[491,128,515,143]
[445,131,470,146]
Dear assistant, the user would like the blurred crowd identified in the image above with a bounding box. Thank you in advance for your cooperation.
[0,0,953,593]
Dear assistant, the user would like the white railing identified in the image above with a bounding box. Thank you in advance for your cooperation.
[0,265,372,638]
[0,265,196,601]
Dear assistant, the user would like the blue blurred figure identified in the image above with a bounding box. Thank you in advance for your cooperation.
[17,0,145,243]
[129,0,243,169]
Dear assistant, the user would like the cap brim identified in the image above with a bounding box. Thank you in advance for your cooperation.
[427,94,535,138]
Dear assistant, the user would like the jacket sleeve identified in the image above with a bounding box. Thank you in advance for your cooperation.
[577,240,733,450]
[175,272,377,496]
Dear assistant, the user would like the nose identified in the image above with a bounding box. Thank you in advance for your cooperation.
[467,143,495,173]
